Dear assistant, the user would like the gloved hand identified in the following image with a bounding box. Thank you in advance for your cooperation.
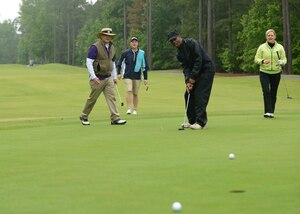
[278,60,284,65]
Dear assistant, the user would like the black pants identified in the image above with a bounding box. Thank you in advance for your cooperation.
[259,72,281,114]
[185,70,215,127]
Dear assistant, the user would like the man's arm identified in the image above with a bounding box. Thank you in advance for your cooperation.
[86,45,100,84]
[190,40,203,81]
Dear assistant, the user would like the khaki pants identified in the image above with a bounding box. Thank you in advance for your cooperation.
[81,77,120,121]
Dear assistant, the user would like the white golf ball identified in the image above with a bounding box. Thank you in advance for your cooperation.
[172,202,182,212]
[229,153,235,160]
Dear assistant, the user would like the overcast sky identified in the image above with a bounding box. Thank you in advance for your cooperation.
[0,0,21,22]
[0,0,97,22]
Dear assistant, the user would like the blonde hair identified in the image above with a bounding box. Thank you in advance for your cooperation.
[265,29,276,38]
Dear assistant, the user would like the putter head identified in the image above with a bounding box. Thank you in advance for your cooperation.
[287,96,292,99]
[178,125,185,130]
[121,102,124,106]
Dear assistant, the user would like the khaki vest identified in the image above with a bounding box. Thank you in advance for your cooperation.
[93,41,116,76]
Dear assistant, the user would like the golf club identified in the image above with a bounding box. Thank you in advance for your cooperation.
[277,51,292,99]
[115,84,124,106]
[145,85,149,91]
[178,92,190,131]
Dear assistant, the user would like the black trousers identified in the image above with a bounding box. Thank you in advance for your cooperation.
[185,70,215,127]
[259,72,281,114]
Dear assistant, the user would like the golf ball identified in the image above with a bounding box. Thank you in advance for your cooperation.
[229,153,235,159]
[172,202,182,212]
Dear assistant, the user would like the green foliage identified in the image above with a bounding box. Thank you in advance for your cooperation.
[218,48,234,73]
[0,20,20,63]
[237,0,282,72]
[75,18,100,66]
[2,0,300,73]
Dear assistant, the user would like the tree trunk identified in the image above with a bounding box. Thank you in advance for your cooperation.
[72,23,75,65]
[123,0,127,50]
[53,18,56,62]
[228,0,233,72]
[207,0,213,58]
[147,0,152,70]
[282,0,292,74]
[198,0,202,42]
[67,14,70,65]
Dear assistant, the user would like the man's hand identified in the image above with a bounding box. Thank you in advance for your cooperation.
[93,77,100,84]
[117,74,122,80]
[186,82,194,93]
[186,78,195,92]
[113,79,118,84]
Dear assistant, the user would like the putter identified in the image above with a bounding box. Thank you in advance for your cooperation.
[178,92,190,131]
[146,85,149,91]
[276,51,292,99]
[115,84,124,106]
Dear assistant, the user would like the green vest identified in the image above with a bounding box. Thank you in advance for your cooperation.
[93,40,116,76]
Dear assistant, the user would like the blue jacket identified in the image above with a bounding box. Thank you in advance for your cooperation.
[117,48,148,80]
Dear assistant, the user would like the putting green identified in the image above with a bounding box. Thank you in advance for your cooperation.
[0,64,299,213]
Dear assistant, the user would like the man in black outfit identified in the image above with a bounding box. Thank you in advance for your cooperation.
[167,31,215,130]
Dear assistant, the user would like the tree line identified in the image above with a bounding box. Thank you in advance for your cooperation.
[0,0,299,74]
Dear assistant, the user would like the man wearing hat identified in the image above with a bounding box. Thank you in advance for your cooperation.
[117,37,149,115]
[79,27,126,125]
[167,30,215,130]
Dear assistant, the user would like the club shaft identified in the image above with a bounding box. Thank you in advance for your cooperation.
[115,84,123,104]
[277,51,291,98]
[281,75,290,98]
[183,93,190,124]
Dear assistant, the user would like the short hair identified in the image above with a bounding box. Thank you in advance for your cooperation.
[265,29,276,37]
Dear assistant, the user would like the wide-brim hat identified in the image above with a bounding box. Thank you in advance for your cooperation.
[97,28,116,38]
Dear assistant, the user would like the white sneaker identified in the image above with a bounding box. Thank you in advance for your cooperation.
[79,116,90,125]
[264,113,274,118]
[190,123,206,130]
[111,119,127,125]
[181,122,191,128]
[132,110,137,115]
[126,109,131,115]
[190,123,201,130]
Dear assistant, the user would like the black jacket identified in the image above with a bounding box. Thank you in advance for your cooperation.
[176,38,214,83]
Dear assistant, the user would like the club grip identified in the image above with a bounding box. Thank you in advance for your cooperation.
[276,51,280,60]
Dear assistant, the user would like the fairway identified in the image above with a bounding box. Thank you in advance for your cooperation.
[0,64,299,214]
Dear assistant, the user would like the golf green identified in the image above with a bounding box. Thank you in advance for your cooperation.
[0,64,299,213]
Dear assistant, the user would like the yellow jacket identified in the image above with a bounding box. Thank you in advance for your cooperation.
[254,41,287,74]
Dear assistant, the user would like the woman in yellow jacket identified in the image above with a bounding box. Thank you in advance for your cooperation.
[255,29,287,118]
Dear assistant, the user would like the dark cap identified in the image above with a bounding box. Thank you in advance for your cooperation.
[167,31,179,41]
[130,37,138,42]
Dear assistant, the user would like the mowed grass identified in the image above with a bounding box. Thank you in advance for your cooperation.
[0,64,299,214]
